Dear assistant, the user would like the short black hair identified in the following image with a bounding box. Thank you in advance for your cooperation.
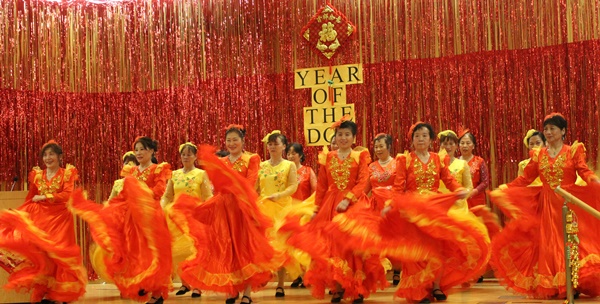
[337,120,357,136]
[287,143,306,163]
[459,132,477,146]
[374,134,393,149]
[226,126,246,139]
[40,142,63,158]
[543,114,567,132]
[134,136,159,152]
[267,133,288,147]
[529,131,546,146]
[411,123,435,140]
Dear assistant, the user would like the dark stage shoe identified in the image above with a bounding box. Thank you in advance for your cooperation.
[146,296,163,304]
[241,295,253,303]
[331,290,345,303]
[191,289,202,298]
[290,276,303,288]
[225,294,239,304]
[176,285,190,295]
[353,294,364,303]
[432,288,447,301]
[275,286,285,297]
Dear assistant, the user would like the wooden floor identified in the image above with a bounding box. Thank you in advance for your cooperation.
[55,280,598,304]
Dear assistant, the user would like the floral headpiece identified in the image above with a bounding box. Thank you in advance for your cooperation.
[41,139,59,151]
[374,133,387,139]
[178,142,198,153]
[132,136,144,150]
[225,124,244,131]
[407,121,424,140]
[457,126,470,139]
[437,130,457,139]
[523,129,537,148]
[262,130,281,143]
[544,112,565,121]
[122,151,135,161]
[330,115,352,130]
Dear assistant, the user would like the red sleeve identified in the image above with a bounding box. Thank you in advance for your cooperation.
[363,169,373,196]
[25,169,39,201]
[315,155,330,208]
[439,155,463,192]
[345,151,371,203]
[46,167,79,204]
[150,163,172,201]
[474,159,489,193]
[246,154,261,188]
[507,149,540,187]
[572,144,599,183]
[392,155,407,193]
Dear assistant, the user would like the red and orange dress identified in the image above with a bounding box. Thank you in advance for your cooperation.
[292,165,317,201]
[173,149,280,295]
[464,155,489,208]
[384,152,489,300]
[489,143,600,298]
[297,149,389,300]
[70,163,173,302]
[0,165,87,303]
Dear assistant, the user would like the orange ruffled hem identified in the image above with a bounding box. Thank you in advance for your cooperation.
[69,177,172,302]
[327,191,490,301]
[489,184,600,298]
[173,146,280,295]
[0,210,87,303]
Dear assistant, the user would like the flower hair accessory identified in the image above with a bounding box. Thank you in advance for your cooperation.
[262,130,281,143]
[42,139,58,151]
[225,124,244,131]
[122,151,135,161]
[407,121,424,140]
[458,126,470,139]
[330,115,352,130]
[179,142,198,153]
[437,130,457,139]
[523,129,537,148]
[544,112,565,121]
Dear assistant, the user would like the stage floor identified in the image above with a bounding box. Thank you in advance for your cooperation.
[62,280,597,304]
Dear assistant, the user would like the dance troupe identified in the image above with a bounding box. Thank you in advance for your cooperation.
[1,112,600,304]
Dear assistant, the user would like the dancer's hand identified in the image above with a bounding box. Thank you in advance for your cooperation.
[336,199,350,212]
[455,189,469,199]
[32,195,46,202]
[266,193,280,201]
[470,189,478,197]
[381,206,392,217]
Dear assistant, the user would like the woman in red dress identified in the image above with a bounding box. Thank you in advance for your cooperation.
[70,137,172,304]
[288,143,317,202]
[490,113,600,299]
[458,130,489,207]
[294,117,388,304]
[0,140,86,304]
[173,125,279,304]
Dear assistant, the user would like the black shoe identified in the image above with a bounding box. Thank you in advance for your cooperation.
[392,274,400,286]
[191,289,202,298]
[432,288,447,301]
[275,286,285,297]
[225,294,239,304]
[138,289,147,296]
[146,296,163,304]
[331,290,344,303]
[176,285,191,296]
[290,276,303,288]
[418,298,431,304]
[353,294,364,303]
[40,300,66,304]
[241,295,253,304]
[477,276,484,283]
[300,282,306,288]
